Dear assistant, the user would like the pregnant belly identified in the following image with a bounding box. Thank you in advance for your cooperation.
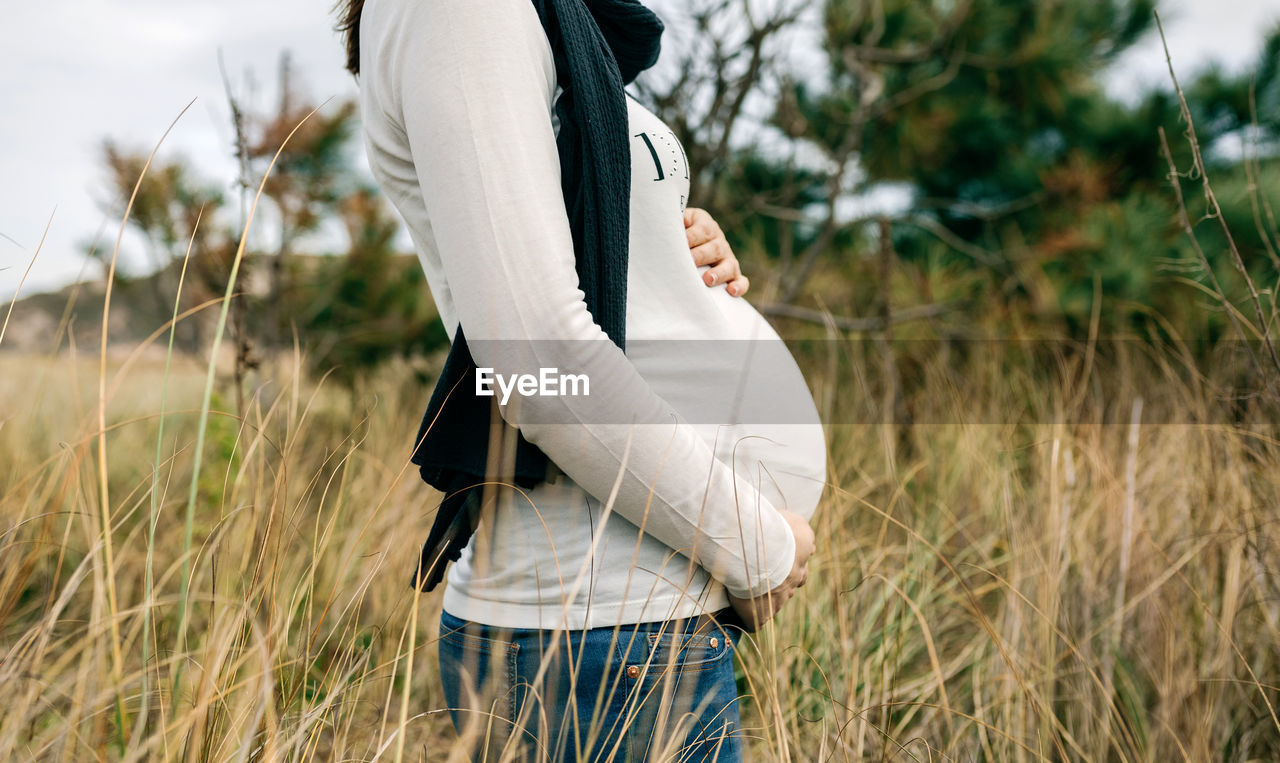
[626,290,828,521]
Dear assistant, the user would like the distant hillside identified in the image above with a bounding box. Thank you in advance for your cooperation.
[1,252,399,355]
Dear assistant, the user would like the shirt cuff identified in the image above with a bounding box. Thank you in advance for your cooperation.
[722,514,797,600]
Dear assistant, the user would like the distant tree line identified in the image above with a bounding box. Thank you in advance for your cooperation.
[640,0,1280,338]
[92,0,1280,392]
[93,53,446,390]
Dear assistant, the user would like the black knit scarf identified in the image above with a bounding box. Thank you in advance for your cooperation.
[408,0,664,591]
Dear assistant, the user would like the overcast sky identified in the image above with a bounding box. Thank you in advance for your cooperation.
[2,0,1278,300]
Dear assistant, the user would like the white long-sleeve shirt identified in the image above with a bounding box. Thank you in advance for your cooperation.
[357,0,827,629]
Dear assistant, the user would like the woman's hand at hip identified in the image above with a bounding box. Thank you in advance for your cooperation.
[726,510,815,632]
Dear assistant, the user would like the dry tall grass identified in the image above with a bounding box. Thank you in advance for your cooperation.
[1,328,1278,760]
[3,20,1278,759]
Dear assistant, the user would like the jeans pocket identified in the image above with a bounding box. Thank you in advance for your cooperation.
[438,616,521,760]
[643,627,732,676]
[629,624,741,761]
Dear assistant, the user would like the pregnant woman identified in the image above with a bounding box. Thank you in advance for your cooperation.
[341,0,826,758]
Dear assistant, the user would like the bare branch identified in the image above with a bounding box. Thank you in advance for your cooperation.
[901,215,1001,266]
[757,300,958,332]
[1157,11,1280,387]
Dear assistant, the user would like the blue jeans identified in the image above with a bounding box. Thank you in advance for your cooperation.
[437,609,745,761]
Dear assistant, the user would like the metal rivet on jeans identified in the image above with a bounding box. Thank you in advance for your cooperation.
[710,637,719,649]
[626,665,641,679]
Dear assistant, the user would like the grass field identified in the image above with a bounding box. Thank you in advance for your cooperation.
[1,323,1278,761]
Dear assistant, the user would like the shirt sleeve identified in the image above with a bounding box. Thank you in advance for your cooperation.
[388,0,795,599]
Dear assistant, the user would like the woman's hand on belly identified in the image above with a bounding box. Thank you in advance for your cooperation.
[685,207,750,297]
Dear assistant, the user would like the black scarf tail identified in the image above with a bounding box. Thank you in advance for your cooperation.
[408,0,663,592]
